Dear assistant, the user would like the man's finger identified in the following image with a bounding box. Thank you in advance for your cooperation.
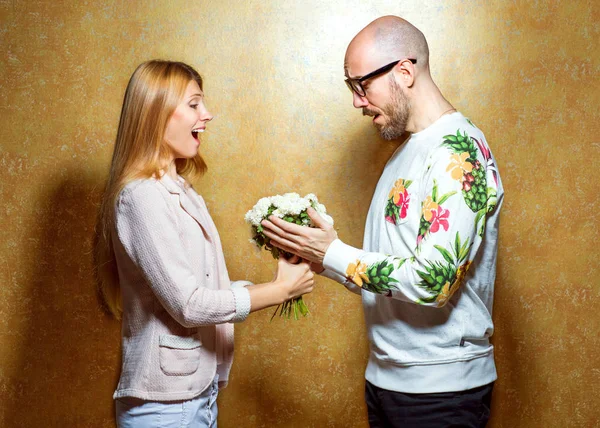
[264,215,306,235]
[261,219,299,243]
[262,228,300,253]
[306,207,330,229]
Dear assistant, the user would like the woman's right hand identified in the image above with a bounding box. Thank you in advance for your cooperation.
[274,255,314,300]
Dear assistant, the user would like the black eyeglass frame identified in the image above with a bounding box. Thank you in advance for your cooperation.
[345,58,417,97]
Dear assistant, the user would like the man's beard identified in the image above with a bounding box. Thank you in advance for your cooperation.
[375,77,410,141]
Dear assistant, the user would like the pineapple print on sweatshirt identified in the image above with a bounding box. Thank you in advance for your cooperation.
[416,232,472,306]
[346,257,407,294]
[331,118,501,307]
[443,129,499,235]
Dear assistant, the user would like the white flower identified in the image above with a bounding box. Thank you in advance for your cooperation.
[305,193,318,203]
[314,203,327,215]
[270,193,310,216]
[320,213,334,225]
[245,196,274,226]
[245,192,334,227]
[271,209,285,219]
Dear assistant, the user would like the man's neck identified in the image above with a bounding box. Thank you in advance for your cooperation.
[406,82,455,133]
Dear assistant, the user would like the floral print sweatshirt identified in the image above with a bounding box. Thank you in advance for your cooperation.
[322,112,504,393]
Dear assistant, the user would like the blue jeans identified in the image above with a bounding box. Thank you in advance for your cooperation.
[116,376,219,427]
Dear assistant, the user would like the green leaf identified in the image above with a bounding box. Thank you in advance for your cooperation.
[454,232,462,257]
[271,247,280,259]
[434,245,455,265]
[417,271,434,284]
[445,134,458,142]
[474,209,486,225]
[404,180,413,188]
[437,191,457,205]
[432,179,438,201]
[459,239,471,262]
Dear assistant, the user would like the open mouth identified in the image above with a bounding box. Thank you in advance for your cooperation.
[191,128,204,140]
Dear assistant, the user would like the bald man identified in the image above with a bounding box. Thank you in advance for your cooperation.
[262,16,503,427]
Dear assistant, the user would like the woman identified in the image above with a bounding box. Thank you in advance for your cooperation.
[94,60,314,427]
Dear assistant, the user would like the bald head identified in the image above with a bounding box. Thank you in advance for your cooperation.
[346,16,430,72]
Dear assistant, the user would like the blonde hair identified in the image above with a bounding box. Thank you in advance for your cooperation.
[94,60,207,318]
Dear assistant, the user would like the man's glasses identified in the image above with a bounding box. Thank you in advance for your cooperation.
[345,58,417,97]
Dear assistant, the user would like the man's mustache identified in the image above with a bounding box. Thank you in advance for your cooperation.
[362,108,379,117]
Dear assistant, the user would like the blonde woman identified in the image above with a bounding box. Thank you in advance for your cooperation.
[95,60,314,427]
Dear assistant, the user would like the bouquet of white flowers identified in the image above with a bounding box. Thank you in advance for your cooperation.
[245,193,334,320]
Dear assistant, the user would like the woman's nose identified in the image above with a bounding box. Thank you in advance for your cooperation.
[200,107,213,122]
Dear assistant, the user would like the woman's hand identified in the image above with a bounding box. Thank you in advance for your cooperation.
[246,256,314,313]
[274,255,315,300]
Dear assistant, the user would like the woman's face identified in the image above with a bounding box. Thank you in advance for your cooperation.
[164,80,213,160]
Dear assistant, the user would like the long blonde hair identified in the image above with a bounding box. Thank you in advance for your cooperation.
[95,60,207,318]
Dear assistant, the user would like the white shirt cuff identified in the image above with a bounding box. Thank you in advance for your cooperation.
[323,238,364,278]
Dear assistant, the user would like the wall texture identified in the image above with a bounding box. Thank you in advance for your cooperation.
[1,0,598,427]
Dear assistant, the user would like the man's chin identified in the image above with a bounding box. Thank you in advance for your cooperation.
[378,124,406,141]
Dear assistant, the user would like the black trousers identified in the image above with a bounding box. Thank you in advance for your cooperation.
[365,381,494,428]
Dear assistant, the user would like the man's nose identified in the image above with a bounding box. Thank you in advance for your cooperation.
[352,91,369,109]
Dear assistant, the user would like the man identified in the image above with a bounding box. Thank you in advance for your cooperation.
[262,16,503,428]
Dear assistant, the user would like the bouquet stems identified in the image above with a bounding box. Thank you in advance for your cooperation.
[270,296,309,321]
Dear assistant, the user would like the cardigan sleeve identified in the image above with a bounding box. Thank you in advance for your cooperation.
[323,141,499,308]
[115,182,251,326]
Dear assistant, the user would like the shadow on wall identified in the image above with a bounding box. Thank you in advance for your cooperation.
[5,168,120,428]
[489,251,522,427]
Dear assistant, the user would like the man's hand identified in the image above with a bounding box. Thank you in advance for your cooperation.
[261,207,338,264]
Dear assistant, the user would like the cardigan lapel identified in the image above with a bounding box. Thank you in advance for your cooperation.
[158,174,214,242]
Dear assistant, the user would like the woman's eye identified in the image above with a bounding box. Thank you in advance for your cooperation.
[190,104,198,109]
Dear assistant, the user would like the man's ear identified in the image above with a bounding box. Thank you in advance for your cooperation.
[393,59,415,88]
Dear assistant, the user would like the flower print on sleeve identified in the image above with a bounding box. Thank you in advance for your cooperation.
[346,258,407,294]
[385,179,412,225]
[416,179,456,251]
[346,260,370,287]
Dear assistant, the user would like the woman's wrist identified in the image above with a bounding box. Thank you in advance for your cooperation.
[247,280,289,312]
[273,279,292,303]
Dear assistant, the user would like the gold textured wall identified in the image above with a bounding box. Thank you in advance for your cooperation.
[1,1,598,426]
